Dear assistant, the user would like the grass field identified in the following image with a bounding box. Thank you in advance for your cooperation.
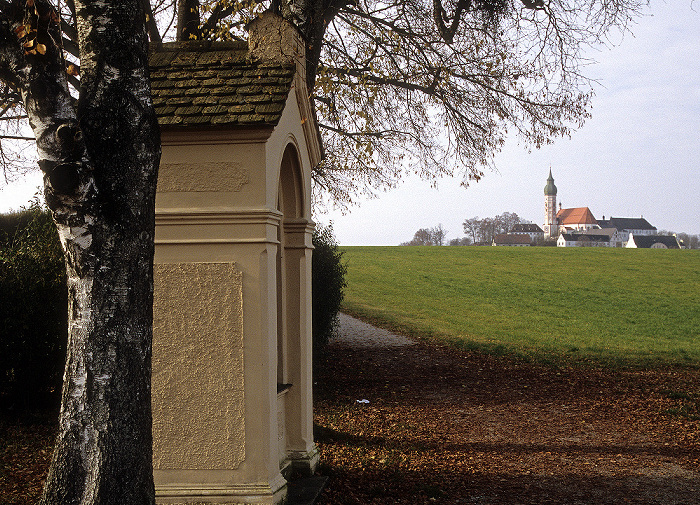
[340,246,700,368]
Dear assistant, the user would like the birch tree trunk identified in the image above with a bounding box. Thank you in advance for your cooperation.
[0,1,160,503]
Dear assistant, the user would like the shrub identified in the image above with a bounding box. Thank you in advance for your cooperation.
[0,204,67,411]
[312,223,347,363]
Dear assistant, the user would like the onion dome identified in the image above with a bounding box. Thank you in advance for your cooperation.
[544,169,557,196]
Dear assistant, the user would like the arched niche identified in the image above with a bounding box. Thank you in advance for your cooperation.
[276,142,304,386]
[275,141,315,475]
[278,142,305,220]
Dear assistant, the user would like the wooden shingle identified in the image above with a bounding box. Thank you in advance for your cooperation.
[149,41,295,128]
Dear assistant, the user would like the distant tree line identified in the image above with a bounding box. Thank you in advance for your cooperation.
[401,215,700,249]
[449,237,473,246]
[401,225,448,246]
[462,212,522,245]
[400,212,524,246]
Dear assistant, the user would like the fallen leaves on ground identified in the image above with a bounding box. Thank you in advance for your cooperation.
[0,412,55,504]
[2,340,698,504]
[314,342,700,504]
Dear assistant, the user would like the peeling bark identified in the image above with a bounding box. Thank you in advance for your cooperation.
[0,1,160,504]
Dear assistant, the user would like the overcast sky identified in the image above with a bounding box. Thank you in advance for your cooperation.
[318,1,700,245]
[1,2,698,245]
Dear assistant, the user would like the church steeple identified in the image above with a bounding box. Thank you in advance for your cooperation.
[544,169,557,196]
[544,169,558,239]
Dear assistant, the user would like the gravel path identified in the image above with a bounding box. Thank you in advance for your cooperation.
[331,313,416,348]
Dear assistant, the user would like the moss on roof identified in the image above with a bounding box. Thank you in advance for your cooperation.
[149,41,295,128]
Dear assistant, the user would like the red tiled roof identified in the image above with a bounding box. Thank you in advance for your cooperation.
[556,207,597,225]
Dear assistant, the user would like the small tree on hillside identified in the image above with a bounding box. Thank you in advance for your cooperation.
[401,224,447,245]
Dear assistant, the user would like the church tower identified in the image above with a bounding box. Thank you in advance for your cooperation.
[544,169,558,239]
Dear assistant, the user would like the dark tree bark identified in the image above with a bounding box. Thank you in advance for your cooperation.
[0,1,160,503]
[272,0,347,90]
[177,0,201,40]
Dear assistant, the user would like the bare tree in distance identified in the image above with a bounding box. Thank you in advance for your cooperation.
[498,211,521,234]
[462,211,522,244]
[449,236,472,246]
[401,224,447,245]
[463,216,481,244]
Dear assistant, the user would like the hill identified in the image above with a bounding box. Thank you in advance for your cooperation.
[340,246,700,367]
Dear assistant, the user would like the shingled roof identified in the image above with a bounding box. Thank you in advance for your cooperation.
[511,223,544,233]
[149,41,296,128]
[628,235,680,249]
[493,234,532,245]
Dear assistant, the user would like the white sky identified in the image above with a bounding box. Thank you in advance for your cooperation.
[1,2,698,244]
[318,1,700,245]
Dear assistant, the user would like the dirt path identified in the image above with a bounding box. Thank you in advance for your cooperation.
[314,314,700,504]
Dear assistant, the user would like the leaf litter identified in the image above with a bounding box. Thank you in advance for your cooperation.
[314,339,700,504]
[2,335,698,504]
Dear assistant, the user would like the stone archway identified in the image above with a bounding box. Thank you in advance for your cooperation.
[275,142,317,477]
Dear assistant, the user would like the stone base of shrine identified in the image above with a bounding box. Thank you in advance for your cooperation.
[155,474,287,504]
[285,446,320,478]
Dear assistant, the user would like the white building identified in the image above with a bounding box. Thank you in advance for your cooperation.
[543,171,663,248]
[510,223,545,243]
[557,232,612,247]
[597,217,657,243]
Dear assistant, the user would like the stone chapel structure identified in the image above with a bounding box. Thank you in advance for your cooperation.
[148,13,321,504]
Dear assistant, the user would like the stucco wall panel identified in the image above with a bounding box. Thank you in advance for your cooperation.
[153,262,245,470]
[159,162,250,193]
[157,141,267,210]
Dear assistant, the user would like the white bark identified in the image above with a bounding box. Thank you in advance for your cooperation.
[1,1,159,503]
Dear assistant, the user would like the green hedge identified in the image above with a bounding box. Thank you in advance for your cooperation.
[312,223,347,363]
[0,205,67,410]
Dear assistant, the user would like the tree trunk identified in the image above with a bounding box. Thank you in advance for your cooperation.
[274,0,345,89]
[1,1,160,503]
[176,0,201,41]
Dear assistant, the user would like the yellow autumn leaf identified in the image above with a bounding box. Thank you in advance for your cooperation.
[36,43,46,55]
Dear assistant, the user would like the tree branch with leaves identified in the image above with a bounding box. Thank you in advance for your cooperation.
[1,0,647,210]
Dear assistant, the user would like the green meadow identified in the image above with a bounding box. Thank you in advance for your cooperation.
[340,246,700,368]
